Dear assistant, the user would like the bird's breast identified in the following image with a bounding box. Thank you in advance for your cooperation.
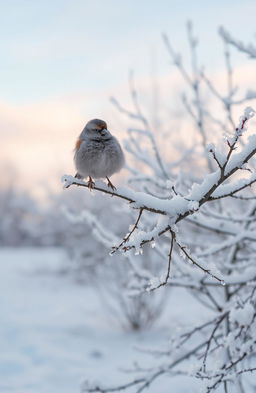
[74,137,124,178]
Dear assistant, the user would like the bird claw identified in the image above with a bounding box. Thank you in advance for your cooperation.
[74,173,83,187]
[87,176,95,191]
[106,177,116,191]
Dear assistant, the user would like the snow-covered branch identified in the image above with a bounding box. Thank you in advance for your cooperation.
[63,107,256,266]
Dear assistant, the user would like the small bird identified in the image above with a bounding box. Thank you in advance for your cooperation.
[74,119,125,190]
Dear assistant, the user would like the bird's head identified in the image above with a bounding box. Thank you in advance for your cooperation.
[82,118,110,140]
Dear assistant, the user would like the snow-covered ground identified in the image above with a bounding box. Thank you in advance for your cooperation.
[0,247,201,393]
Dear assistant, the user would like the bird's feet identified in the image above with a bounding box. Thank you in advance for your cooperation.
[106,177,116,191]
[87,176,95,191]
[73,173,84,187]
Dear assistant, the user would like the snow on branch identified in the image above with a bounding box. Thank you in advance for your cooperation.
[63,108,256,221]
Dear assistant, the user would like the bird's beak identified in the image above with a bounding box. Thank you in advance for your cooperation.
[100,128,108,135]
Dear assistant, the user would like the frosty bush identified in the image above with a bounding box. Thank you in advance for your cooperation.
[63,23,256,393]
[96,255,165,331]
[64,197,166,330]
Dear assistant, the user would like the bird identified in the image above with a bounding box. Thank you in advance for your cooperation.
[74,119,125,191]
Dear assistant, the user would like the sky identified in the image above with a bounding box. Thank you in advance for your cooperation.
[1,0,256,196]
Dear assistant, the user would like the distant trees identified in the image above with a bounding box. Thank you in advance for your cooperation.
[0,185,69,247]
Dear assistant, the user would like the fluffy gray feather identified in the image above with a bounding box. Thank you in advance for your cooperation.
[74,119,125,179]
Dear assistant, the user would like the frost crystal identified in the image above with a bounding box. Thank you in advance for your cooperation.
[188,200,199,211]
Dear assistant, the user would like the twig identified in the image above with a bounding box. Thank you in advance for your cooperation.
[149,231,175,290]
[174,232,224,284]
[82,378,145,393]
[111,208,144,254]
[201,313,227,372]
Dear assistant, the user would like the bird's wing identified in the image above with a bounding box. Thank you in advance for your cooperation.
[75,138,83,152]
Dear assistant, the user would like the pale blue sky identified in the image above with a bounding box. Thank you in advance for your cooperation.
[1,0,256,104]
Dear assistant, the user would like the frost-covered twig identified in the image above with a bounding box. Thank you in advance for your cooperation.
[110,73,170,180]
[111,208,144,254]
[174,232,224,284]
[148,231,174,290]
[82,378,145,393]
[219,27,256,58]
[163,25,214,171]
